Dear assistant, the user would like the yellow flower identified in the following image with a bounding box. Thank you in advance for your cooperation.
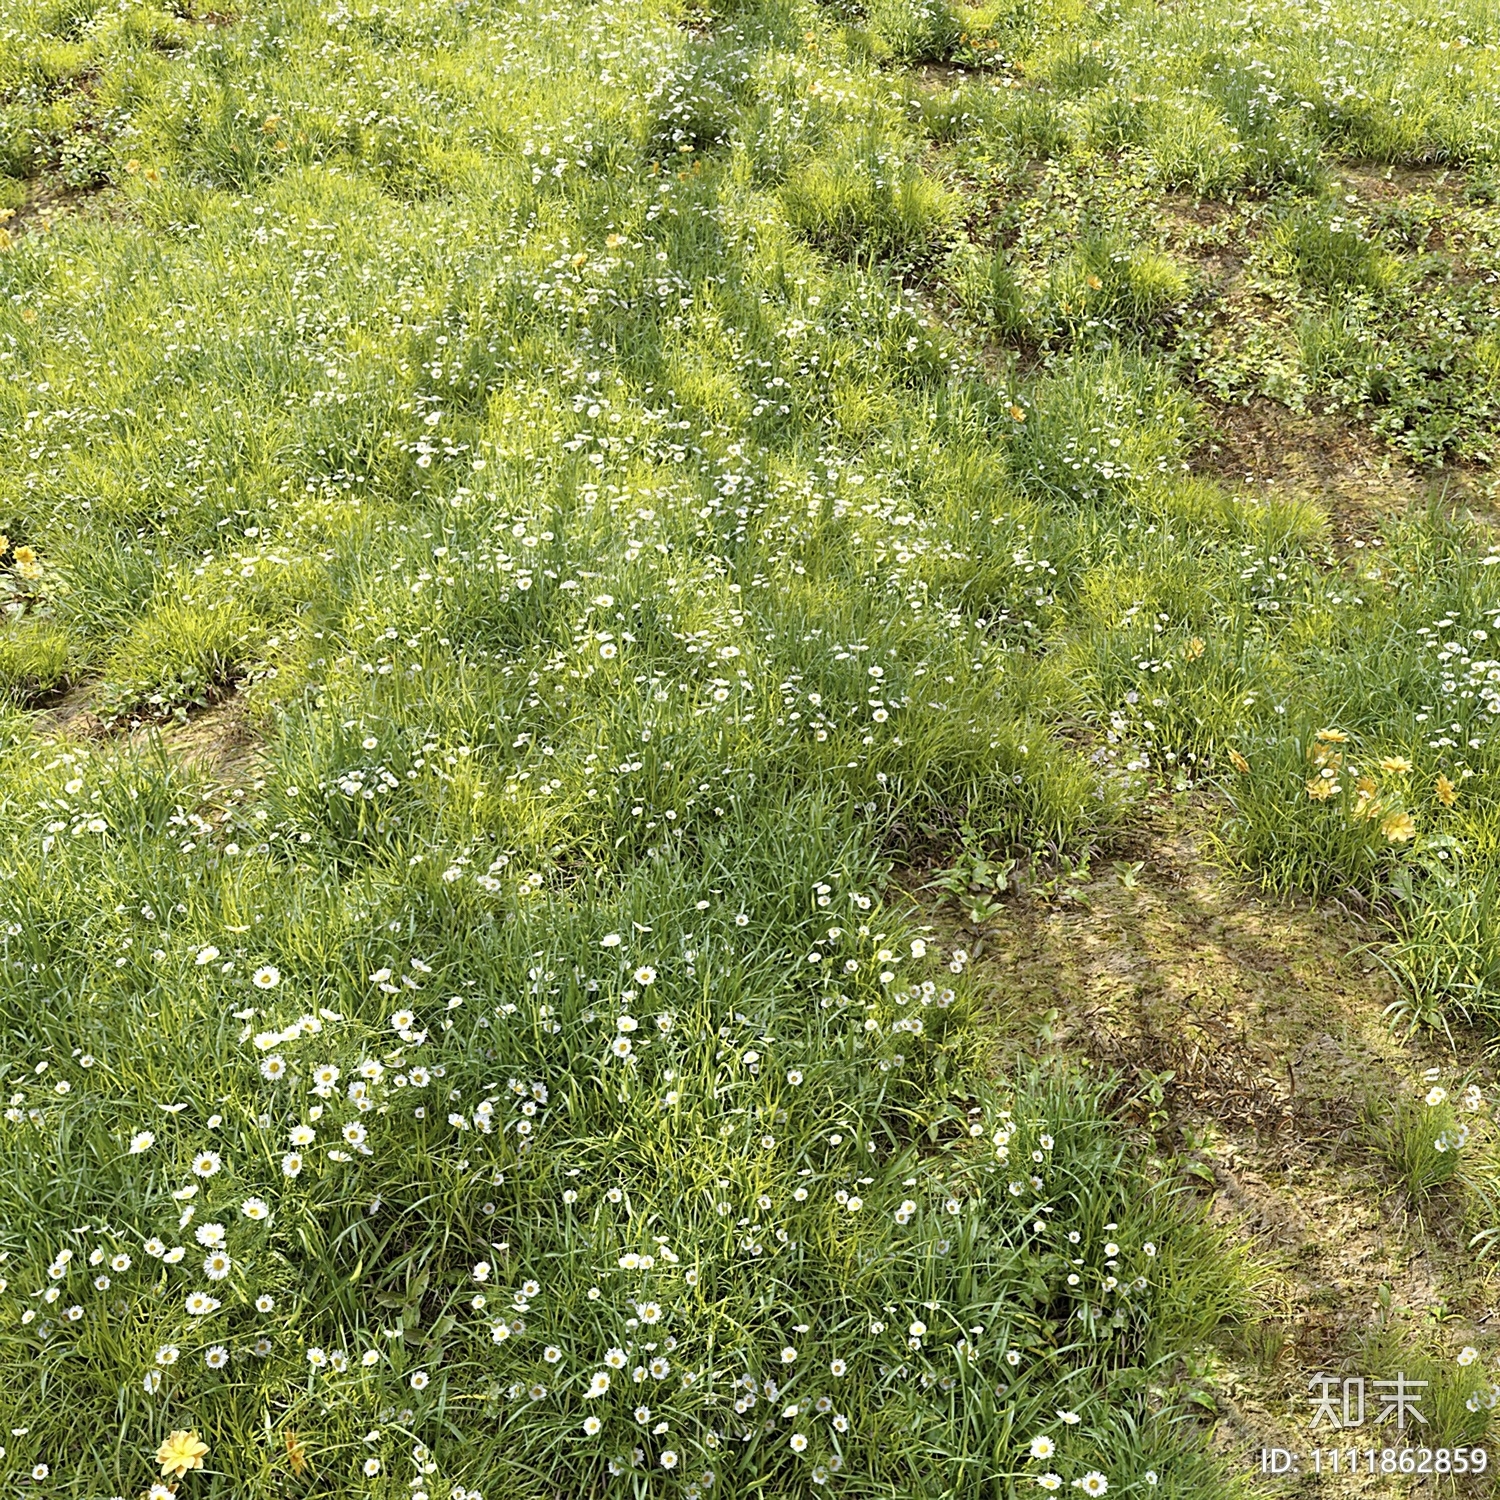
[12,544,40,579]
[1381,811,1416,843]
[1227,749,1249,773]
[1436,773,1457,808]
[1182,636,1205,661]
[1356,774,1377,797]
[1086,274,1103,290]
[285,1432,308,1477]
[157,1431,208,1480]
[1007,404,1026,422]
[1306,777,1335,801]
[605,233,625,248]
[1379,756,1413,774]
[1315,728,1349,743]
[570,251,588,268]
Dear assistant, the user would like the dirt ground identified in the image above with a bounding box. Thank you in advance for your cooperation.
[32,680,262,787]
[1191,394,1492,551]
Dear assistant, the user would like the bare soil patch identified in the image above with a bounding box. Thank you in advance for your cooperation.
[32,681,262,787]
[1337,164,1468,208]
[1191,396,1495,547]
[2,178,118,244]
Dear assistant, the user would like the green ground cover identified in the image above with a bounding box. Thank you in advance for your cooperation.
[4,0,1500,1492]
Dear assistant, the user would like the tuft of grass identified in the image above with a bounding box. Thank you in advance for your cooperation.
[1366,1089,1465,1202]
[1006,348,1194,506]
[1272,206,1401,293]
[1352,1328,1496,1448]
[1045,234,1190,333]
[1384,854,1500,1029]
[0,619,71,702]
[1143,98,1244,196]
[780,131,961,263]
[865,0,959,62]
[96,600,257,724]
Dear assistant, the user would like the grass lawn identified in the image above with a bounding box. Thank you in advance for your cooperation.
[6,0,1500,1493]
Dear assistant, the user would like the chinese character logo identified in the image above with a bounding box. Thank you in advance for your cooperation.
[1307,1373,1427,1431]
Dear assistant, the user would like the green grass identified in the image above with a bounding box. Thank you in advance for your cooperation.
[1367,1080,1471,1201]
[5,0,1500,1488]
